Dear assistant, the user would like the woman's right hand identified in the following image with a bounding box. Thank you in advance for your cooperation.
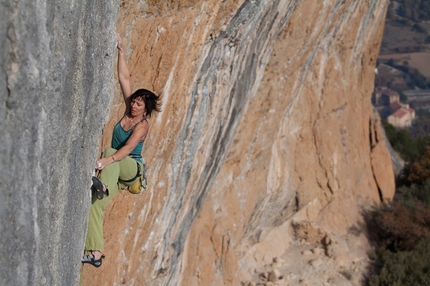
[117,33,124,53]
[95,156,114,170]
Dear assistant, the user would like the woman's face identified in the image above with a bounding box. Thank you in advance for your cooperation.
[130,97,146,117]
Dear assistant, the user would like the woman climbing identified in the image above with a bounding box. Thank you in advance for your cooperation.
[82,34,161,267]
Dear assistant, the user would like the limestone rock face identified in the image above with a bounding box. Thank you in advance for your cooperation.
[84,0,394,285]
[0,1,117,285]
[1,0,395,285]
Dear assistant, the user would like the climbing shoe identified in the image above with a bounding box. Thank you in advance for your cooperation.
[91,176,108,200]
[82,253,105,268]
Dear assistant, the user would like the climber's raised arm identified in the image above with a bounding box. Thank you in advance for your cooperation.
[117,34,132,113]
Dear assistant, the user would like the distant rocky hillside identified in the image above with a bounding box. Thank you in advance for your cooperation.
[379,1,430,54]
[1,0,394,285]
[395,0,430,22]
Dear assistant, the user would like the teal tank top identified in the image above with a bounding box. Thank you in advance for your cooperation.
[112,115,145,163]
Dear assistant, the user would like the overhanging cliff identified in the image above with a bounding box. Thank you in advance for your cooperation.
[1,0,394,285]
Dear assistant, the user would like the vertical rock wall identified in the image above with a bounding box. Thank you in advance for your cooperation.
[0,1,117,285]
[0,0,395,285]
[83,0,394,285]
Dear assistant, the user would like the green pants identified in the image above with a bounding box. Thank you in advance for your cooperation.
[85,148,141,252]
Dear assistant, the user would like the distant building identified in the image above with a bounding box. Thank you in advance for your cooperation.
[387,104,415,128]
[372,87,400,106]
[389,101,403,113]
[374,87,415,128]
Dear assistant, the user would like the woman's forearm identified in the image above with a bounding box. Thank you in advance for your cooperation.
[96,146,133,170]
[117,50,130,82]
[111,145,134,162]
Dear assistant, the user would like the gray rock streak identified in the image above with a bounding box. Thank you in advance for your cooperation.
[0,1,117,285]
[158,0,296,284]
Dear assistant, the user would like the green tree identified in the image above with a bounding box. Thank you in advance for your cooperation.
[369,239,430,286]
[398,91,408,103]
[405,146,430,184]
[393,129,418,161]
[381,120,430,162]
[410,114,430,138]
[398,179,430,208]
[398,0,430,21]
[412,23,425,33]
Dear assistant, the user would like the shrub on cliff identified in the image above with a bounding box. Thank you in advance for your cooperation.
[409,110,430,138]
[403,147,430,184]
[398,179,430,207]
[368,239,430,286]
[382,120,419,161]
[366,182,430,285]
[367,199,430,251]
[398,147,430,187]
[382,119,430,163]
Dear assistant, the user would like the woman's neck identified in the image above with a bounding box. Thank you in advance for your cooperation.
[128,113,145,122]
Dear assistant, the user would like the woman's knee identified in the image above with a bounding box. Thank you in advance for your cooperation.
[103,148,117,157]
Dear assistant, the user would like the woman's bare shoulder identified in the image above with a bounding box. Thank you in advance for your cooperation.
[133,119,149,134]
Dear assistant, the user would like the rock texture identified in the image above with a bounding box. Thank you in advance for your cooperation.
[0,0,395,285]
[0,1,117,285]
[83,0,394,285]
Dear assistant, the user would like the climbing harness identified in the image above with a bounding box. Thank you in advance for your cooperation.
[121,160,148,194]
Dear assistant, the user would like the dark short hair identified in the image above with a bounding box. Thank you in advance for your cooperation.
[130,89,162,118]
